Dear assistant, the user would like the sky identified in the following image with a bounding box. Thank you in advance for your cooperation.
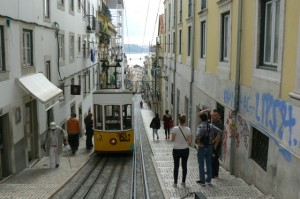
[123,0,164,46]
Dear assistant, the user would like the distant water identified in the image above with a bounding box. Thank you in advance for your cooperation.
[126,53,149,67]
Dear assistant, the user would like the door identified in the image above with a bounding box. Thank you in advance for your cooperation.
[0,113,10,179]
[25,100,38,164]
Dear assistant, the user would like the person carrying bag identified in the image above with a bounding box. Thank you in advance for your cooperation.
[170,114,192,188]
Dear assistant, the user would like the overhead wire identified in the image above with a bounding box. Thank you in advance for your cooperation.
[140,0,151,57]
[151,0,163,45]
[123,0,131,62]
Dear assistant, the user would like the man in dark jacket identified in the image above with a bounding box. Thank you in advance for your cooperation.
[163,110,172,139]
[84,112,94,150]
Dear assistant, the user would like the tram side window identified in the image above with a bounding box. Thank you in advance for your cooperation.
[94,104,103,130]
[104,105,121,130]
[123,104,132,129]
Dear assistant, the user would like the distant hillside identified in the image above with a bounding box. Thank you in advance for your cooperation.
[124,44,149,54]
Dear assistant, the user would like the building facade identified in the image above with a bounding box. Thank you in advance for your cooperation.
[0,0,100,178]
[163,0,300,198]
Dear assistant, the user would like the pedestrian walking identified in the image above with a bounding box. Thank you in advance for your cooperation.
[163,110,172,139]
[84,112,94,150]
[140,100,143,109]
[42,122,67,168]
[195,112,222,186]
[150,113,161,140]
[67,112,81,154]
[171,114,192,188]
[148,101,151,109]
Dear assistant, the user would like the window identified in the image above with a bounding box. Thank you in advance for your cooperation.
[260,0,280,68]
[200,21,206,58]
[188,0,192,17]
[251,128,269,171]
[70,0,74,12]
[44,0,50,18]
[123,104,132,130]
[168,34,170,53]
[58,34,65,62]
[188,26,191,56]
[78,35,81,54]
[201,0,207,10]
[179,29,182,54]
[78,0,81,11]
[221,12,230,62]
[94,104,103,130]
[164,35,166,52]
[179,0,182,23]
[173,2,176,26]
[173,32,175,54]
[104,105,121,130]
[45,60,51,80]
[69,35,74,61]
[83,40,87,57]
[0,26,5,71]
[168,3,171,30]
[22,29,33,67]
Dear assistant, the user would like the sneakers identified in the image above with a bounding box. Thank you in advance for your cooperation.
[181,182,186,187]
[206,182,212,186]
[172,183,177,187]
[196,180,206,186]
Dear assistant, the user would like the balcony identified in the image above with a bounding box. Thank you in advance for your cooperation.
[99,2,112,20]
[86,15,97,33]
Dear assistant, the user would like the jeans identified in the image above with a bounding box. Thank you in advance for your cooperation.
[165,128,170,138]
[152,128,159,139]
[197,145,213,183]
[173,148,189,184]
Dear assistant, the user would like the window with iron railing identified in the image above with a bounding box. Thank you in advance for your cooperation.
[251,127,269,171]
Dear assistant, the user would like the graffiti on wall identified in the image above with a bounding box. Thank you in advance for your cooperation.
[223,88,298,162]
[237,114,250,149]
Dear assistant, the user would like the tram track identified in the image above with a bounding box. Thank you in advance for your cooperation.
[51,94,164,199]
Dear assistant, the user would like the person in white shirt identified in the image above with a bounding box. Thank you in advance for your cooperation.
[171,114,192,187]
[42,122,66,168]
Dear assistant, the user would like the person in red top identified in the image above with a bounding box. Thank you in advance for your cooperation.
[67,112,80,154]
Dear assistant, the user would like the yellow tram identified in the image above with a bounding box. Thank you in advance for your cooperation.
[93,89,134,153]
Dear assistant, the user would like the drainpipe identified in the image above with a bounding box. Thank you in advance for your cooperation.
[172,0,178,120]
[230,0,242,175]
[189,0,196,128]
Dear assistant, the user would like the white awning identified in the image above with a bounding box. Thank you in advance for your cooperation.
[17,73,63,111]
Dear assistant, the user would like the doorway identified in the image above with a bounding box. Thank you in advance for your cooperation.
[25,100,38,165]
[0,113,10,180]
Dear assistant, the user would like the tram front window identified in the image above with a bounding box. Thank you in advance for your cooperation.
[123,104,132,129]
[105,105,121,130]
[94,104,103,130]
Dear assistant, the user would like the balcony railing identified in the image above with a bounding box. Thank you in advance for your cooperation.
[86,15,97,32]
[99,2,111,20]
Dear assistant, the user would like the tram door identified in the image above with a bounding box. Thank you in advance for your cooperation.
[25,100,38,164]
[0,113,10,179]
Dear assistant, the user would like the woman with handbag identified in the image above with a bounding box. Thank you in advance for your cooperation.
[171,114,192,188]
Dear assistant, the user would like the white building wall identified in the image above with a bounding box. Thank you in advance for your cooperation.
[0,0,99,174]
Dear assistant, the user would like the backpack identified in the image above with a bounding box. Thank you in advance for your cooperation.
[200,122,210,146]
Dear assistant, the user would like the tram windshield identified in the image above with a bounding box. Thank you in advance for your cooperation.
[94,103,132,131]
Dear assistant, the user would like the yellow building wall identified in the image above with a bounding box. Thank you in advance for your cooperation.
[281,0,300,99]
[205,1,220,74]
[239,0,255,86]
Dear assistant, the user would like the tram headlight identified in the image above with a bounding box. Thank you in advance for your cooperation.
[110,138,117,145]
[97,134,102,140]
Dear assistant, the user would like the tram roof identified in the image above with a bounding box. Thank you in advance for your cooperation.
[93,89,133,95]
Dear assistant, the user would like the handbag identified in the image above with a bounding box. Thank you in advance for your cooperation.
[168,119,174,128]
